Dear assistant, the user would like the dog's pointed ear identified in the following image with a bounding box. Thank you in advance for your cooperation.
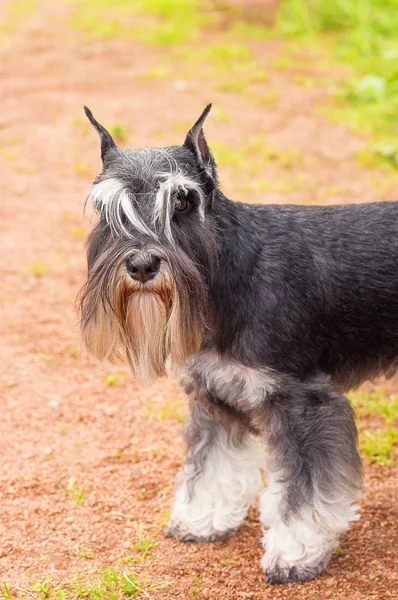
[84,106,117,163]
[184,104,216,179]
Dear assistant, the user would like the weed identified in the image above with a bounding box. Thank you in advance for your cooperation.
[144,396,186,422]
[133,526,158,560]
[0,583,13,600]
[69,227,87,238]
[69,547,95,560]
[70,0,207,46]
[73,161,92,176]
[25,260,51,277]
[66,476,85,504]
[105,372,119,386]
[70,567,145,598]
[109,123,128,143]
[349,389,398,465]
[360,428,398,465]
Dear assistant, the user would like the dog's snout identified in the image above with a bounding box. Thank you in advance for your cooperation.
[126,254,161,283]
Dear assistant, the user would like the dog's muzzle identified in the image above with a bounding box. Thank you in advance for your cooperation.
[126,253,161,284]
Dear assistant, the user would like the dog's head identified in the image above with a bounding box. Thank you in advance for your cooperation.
[78,105,219,380]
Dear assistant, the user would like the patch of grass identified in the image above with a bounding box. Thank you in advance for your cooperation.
[25,260,51,277]
[349,389,398,465]
[73,161,92,176]
[70,568,145,598]
[0,150,19,161]
[212,137,301,177]
[68,547,95,560]
[350,389,398,425]
[68,226,87,238]
[0,0,37,41]
[105,372,119,386]
[66,476,85,504]
[360,428,398,465]
[132,529,158,561]
[144,396,186,422]
[276,1,398,168]
[104,370,128,386]
[109,123,128,143]
[140,66,173,82]
[0,583,13,599]
[70,0,209,46]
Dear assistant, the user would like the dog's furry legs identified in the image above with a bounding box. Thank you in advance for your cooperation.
[260,377,363,583]
[166,400,264,542]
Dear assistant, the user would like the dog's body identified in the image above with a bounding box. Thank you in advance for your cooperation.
[79,105,398,584]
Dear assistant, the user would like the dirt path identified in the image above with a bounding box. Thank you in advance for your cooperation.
[0,3,397,599]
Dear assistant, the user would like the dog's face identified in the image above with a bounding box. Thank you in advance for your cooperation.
[78,106,218,380]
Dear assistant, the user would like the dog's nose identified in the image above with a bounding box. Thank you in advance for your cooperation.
[126,254,161,283]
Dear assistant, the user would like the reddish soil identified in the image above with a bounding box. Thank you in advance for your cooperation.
[0,3,397,599]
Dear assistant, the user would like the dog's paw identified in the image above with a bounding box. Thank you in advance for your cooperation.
[261,553,328,584]
[165,520,235,543]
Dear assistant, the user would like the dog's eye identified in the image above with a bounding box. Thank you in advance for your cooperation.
[175,194,188,212]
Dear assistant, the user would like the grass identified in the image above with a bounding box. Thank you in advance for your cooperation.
[132,528,158,561]
[0,567,156,599]
[143,396,186,423]
[69,0,209,46]
[109,124,128,143]
[276,1,398,168]
[349,389,398,465]
[25,260,51,277]
[65,476,85,504]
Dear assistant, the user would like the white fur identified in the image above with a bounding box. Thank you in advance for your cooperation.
[153,172,205,242]
[89,178,156,239]
[191,351,277,409]
[260,473,360,577]
[169,431,264,539]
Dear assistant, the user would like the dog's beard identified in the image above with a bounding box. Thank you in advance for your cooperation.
[79,251,207,381]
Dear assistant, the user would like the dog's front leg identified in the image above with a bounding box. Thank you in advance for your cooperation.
[166,399,264,542]
[259,377,363,583]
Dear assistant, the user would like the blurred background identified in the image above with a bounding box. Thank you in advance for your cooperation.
[1,2,397,599]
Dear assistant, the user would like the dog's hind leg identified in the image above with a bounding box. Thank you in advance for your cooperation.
[259,376,363,583]
[166,400,264,542]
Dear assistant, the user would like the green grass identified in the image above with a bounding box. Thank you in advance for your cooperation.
[0,568,154,599]
[69,0,209,46]
[25,260,51,277]
[143,396,186,423]
[276,1,398,168]
[349,389,398,465]
[65,476,85,504]
[132,530,158,561]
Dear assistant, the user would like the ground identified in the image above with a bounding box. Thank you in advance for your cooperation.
[0,2,397,599]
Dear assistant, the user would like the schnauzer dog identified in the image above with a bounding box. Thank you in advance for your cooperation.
[79,104,398,584]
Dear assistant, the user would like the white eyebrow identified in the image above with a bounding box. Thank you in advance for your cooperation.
[153,172,205,242]
[89,178,156,239]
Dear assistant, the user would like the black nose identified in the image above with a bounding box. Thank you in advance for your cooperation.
[126,254,161,283]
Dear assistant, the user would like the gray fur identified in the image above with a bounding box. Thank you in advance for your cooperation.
[79,105,398,585]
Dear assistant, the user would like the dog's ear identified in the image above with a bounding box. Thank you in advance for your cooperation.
[184,104,216,179]
[84,106,117,163]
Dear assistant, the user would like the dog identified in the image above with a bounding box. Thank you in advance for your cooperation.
[78,104,398,584]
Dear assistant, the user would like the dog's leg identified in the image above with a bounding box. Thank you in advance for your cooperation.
[259,378,363,583]
[166,400,264,542]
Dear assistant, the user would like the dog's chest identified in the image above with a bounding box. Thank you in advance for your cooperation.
[183,351,277,409]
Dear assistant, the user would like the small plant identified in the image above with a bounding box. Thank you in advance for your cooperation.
[66,476,85,504]
[360,428,398,466]
[132,526,158,560]
[109,124,128,143]
[25,260,51,277]
[144,396,186,422]
[0,583,13,600]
